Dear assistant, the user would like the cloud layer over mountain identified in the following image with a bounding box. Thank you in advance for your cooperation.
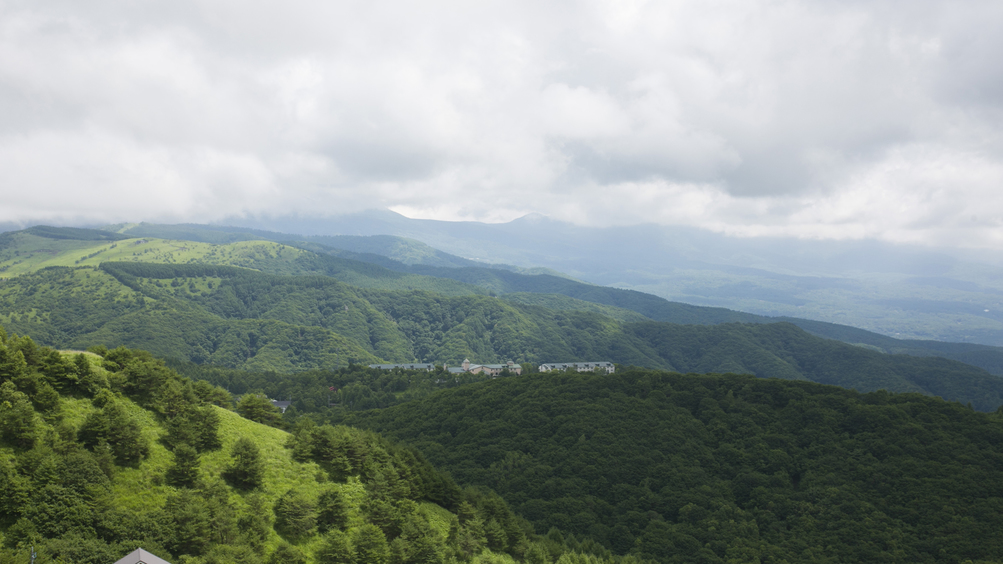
[2,0,1002,247]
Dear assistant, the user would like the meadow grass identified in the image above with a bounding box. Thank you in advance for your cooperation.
[0,235,312,279]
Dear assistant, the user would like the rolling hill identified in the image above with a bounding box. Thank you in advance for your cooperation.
[212,210,1003,347]
[3,259,1003,409]
[93,223,1003,377]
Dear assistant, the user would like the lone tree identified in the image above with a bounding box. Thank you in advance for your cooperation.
[223,437,265,490]
[166,443,201,489]
[236,393,282,427]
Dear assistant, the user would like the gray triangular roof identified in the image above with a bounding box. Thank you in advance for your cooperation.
[114,548,172,564]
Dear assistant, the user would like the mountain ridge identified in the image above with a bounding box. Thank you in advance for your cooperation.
[213,211,1003,346]
[3,259,1003,409]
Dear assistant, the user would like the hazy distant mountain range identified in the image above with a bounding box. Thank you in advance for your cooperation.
[9,211,1003,350]
[208,210,1003,347]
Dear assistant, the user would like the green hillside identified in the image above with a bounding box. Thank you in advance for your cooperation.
[624,321,1003,411]
[4,226,1003,410]
[0,231,309,279]
[348,369,1003,563]
[0,267,384,371]
[0,228,485,297]
[3,262,1003,410]
[391,262,1003,376]
[774,316,1003,374]
[2,330,618,564]
[10,224,1003,379]
[500,294,649,324]
[210,222,1003,378]
[112,223,571,277]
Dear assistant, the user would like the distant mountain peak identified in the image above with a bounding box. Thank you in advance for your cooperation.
[510,212,550,223]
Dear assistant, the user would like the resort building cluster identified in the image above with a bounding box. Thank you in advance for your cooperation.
[369,359,615,374]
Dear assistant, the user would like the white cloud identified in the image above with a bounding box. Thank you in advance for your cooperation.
[0,0,1002,247]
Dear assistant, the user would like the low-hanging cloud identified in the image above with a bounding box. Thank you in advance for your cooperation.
[1,0,1002,247]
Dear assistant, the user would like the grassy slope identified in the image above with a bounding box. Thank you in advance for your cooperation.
[0,233,112,277]
[204,407,368,556]
[11,355,331,554]
[0,231,484,297]
[115,223,573,279]
[35,351,514,564]
[0,233,308,278]
[21,353,366,559]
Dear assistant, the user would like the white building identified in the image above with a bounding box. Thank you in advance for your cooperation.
[368,363,436,371]
[538,361,615,374]
[446,358,522,376]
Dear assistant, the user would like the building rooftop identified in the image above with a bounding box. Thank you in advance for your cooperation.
[114,549,172,564]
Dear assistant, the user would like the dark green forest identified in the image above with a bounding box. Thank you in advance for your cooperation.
[168,362,509,416]
[346,369,1003,563]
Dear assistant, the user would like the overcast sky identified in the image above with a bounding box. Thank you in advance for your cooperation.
[2,0,1002,248]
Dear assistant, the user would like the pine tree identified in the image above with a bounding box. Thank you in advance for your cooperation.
[237,393,282,427]
[0,381,37,449]
[223,437,265,490]
[267,542,306,564]
[315,530,353,564]
[274,488,317,540]
[485,518,508,552]
[317,488,349,533]
[353,524,390,564]
[165,443,201,488]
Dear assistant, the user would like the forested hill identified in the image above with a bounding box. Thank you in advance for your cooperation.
[7,224,1003,376]
[104,222,1003,376]
[4,226,1003,409]
[347,369,1003,563]
[345,255,1003,376]
[1,262,1002,409]
[624,321,1003,411]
